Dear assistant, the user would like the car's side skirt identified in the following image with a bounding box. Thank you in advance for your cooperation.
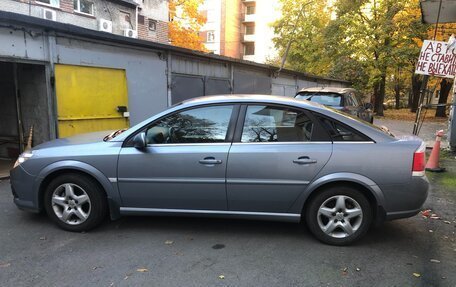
[119,207,302,222]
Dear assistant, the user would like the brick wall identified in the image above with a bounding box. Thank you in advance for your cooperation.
[138,16,168,44]
[8,0,169,43]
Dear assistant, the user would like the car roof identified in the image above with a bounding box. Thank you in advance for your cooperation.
[180,94,327,111]
[297,87,357,94]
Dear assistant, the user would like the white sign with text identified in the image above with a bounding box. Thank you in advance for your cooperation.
[415,40,456,78]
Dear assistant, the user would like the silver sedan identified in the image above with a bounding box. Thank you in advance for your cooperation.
[10,95,428,245]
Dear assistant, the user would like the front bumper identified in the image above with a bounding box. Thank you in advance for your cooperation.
[10,166,40,213]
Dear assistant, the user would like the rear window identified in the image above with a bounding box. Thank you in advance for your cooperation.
[316,115,371,142]
[295,92,342,107]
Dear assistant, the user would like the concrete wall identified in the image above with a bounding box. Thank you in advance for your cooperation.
[17,63,50,146]
[0,16,350,143]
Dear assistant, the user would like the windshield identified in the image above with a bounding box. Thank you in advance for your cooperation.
[295,92,342,107]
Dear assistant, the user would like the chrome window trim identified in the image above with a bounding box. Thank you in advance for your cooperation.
[232,141,332,145]
[146,142,231,147]
[332,141,375,144]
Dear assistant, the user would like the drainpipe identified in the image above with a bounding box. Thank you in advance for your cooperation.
[135,5,138,34]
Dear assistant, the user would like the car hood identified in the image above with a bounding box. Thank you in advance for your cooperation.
[32,130,115,150]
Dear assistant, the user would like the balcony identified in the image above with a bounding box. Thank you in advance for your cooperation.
[242,13,256,23]
[243,55,255,61]
[242,33,255,42]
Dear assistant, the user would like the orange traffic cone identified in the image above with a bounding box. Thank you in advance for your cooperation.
[425,130,445,172]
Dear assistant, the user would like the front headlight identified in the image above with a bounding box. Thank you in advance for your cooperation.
[13,151,34,168]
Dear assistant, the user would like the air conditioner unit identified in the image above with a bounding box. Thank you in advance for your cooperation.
[123,29,138,38]
[42,8,56,21]
[98,19,113,33]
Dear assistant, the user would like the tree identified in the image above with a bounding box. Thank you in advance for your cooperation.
[168,0,207,51]
[272,0,435,116]
[435,79,453,117]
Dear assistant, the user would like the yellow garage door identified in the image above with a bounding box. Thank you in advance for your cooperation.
[55,64,129,138]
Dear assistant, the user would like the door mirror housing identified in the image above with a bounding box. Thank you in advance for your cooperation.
[133,132,147,149]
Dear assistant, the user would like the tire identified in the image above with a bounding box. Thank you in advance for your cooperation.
[44,173,107,232]
[305,186,373,246]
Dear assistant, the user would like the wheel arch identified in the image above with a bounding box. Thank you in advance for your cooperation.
[290,173,386,223]
[34,161,121,219]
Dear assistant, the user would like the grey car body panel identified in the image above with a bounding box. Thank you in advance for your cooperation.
[226,142,332,212]
[10,95,428,224]
[288,172,385,214]
[117,143,231,210]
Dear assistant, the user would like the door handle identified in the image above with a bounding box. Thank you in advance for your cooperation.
[199,157,222,165]
[293,156,317,165]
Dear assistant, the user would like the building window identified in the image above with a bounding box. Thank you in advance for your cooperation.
[148,19,157,31]
[36,0,60,7]
[245,25,255,35]
[74,0,94,15]
[246,5,255,15]
[244,43,255,55]
[207,31,215,43]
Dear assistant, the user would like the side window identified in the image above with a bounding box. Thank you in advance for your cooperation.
[241,105,314,142]
[344,95,354,107]
[350,93,359,106]
[145,105,233,144]
[317,116,370,142]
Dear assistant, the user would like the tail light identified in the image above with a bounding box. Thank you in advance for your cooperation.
[412,142,426,176]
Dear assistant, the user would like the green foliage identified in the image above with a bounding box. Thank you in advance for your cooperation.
[272,0,431,106]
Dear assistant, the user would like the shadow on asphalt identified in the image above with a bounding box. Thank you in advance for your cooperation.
[86,214,415,247]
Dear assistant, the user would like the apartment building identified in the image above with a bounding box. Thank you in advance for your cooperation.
[200,0,281,63]
[0,0,168,43]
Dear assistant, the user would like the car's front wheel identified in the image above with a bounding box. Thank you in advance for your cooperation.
[44,173,107,232]
[305,186,373,245]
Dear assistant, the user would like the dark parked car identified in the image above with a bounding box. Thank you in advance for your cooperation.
[10,95,428,245]
[295,87,374,123]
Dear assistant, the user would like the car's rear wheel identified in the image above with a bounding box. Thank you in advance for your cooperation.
[44,174,107,232]
[305,186,372,245]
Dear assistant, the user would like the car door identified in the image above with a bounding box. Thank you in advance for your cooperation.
[117,104,238,210]
[226,104,332,213]
[343,93,359,118]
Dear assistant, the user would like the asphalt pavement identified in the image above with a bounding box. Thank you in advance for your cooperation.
[0,172,455,287]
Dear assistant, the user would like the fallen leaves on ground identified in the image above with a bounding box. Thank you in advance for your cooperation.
[218,275,225,279]
[0,262,11,268]
[430,259,441,263]
[164,240,174,245]
[413,273,421,278]
[137,268,148,272]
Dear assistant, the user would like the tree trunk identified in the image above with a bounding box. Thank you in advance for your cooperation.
[394,83,400,109]
[411,74,422,113]
[435,79,453,117]
[375,73,386,116]
[373,81,380,112]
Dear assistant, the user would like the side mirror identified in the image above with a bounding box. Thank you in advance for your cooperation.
[133,132,146,149]
[363,102,373,110]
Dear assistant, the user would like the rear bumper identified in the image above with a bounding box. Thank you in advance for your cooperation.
[384,175,429,220]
